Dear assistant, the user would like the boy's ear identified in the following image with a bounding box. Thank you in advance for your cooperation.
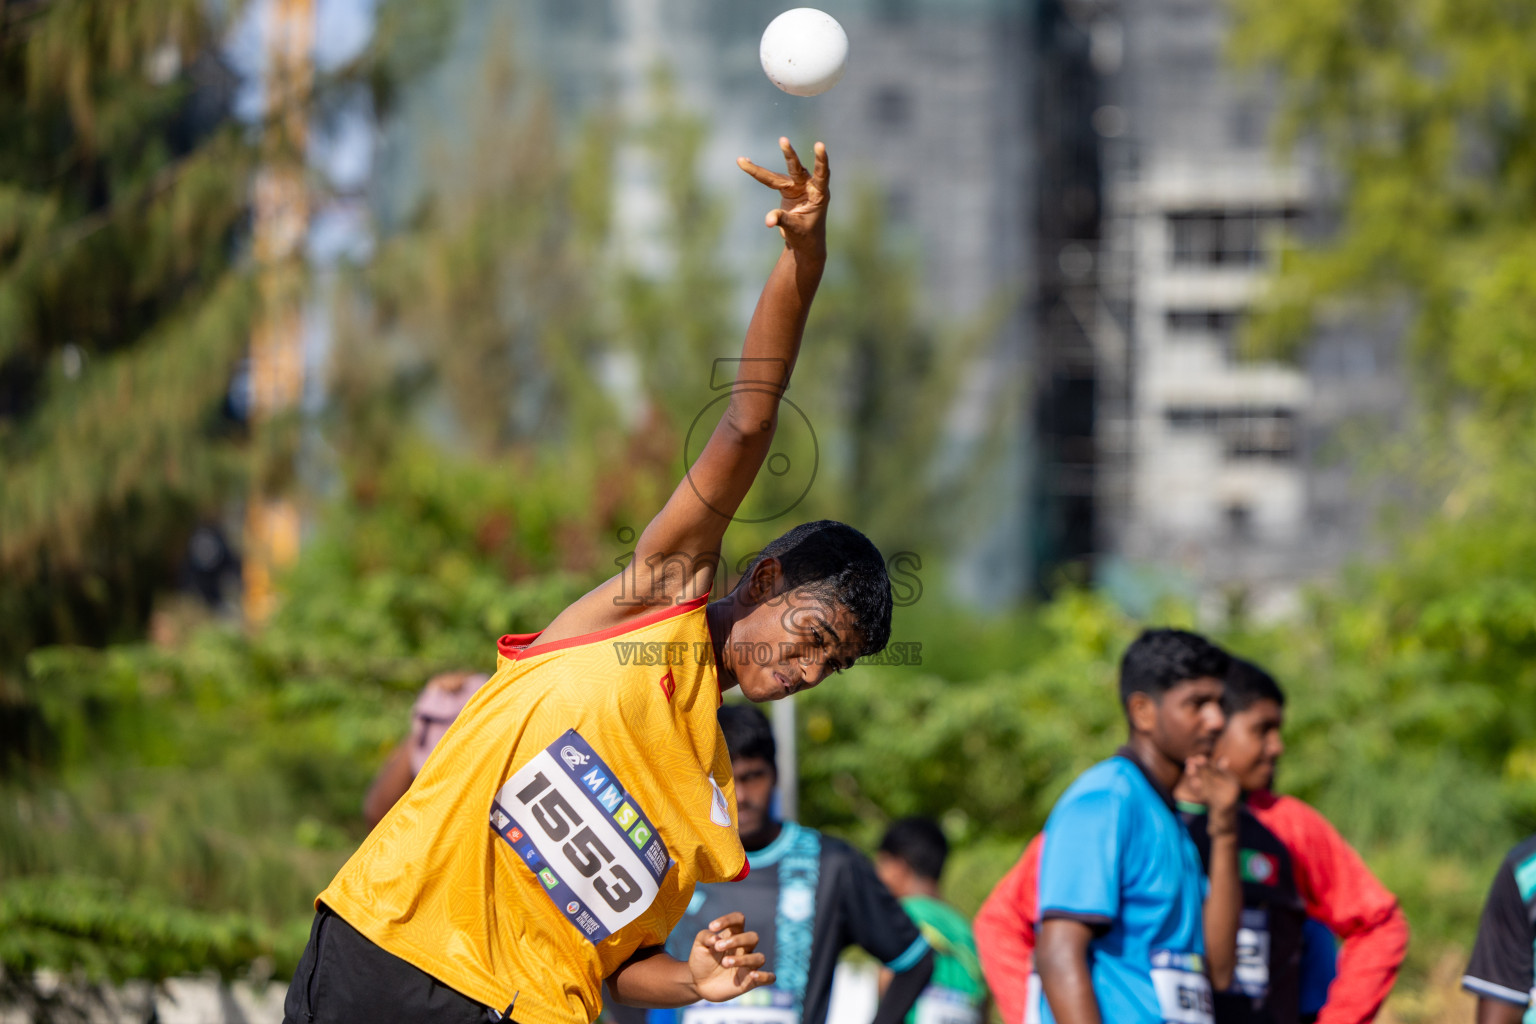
[1126,690,1159,735]
[747,556,784,602]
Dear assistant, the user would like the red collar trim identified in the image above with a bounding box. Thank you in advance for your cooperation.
[498,594,711,662]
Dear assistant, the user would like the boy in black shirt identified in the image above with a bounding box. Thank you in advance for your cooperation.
[1174,657,1307,1024]
[612,704,934,1024]
[1463,834,1536,1022]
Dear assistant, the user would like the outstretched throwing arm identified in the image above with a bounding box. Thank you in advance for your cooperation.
[531,139,831,647]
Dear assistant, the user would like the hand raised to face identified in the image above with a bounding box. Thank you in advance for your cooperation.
[1185,754,1242,835]
[737,138,830,254]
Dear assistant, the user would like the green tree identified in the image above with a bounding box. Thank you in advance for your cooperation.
[1230,0,1536,808]
[0,0,457,671]
[0,0,258,666]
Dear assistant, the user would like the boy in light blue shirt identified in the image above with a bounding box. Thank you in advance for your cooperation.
[1035,629,1242,1024]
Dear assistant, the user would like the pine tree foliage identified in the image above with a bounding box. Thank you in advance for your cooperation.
[0,0,257,662]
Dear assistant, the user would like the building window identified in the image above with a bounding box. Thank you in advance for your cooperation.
[1164,404,1297,460]
[872,86,912,129]
[1167,207,1302,267]
[1166,308,1243,335]
[1224,502,1253,540]
[1165,308,1244,353]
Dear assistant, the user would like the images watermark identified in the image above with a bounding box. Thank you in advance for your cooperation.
[683,358,818,524]
[611,638,923,668]
[607,532,924,611]
[603,356,927,667]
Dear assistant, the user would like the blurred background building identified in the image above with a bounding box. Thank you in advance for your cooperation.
[490,0,1038,604]
[1052,0,1407,617]
[355,0,1409,610]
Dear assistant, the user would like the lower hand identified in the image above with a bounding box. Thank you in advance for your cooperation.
[689,912,776,1003]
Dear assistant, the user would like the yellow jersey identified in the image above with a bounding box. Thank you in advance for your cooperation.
[319,596,748,1024]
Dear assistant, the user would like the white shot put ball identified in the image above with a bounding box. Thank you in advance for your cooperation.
[760,9,849,97]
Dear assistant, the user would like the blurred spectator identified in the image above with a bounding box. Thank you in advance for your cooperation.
[875,816,989,1024]
[978,655,1403,1024]
[611,703,934,1024]
[1461,834,1536,1023]
[362,670,489,828]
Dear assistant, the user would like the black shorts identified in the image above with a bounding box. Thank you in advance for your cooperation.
[282,904,515,1024]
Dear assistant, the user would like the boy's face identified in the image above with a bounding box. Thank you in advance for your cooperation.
[1214,698,1285,792]
[731,755,777,840]
[1132,676,1227,766]
[733,578,863,702]
[874,852,918,899]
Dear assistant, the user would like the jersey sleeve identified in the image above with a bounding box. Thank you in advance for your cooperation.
[975,833,1044,1024]
[1039,786,1123,926]
[1464,855,1535,1007]
[839,846,932,971]
[1251,795,1407,1024]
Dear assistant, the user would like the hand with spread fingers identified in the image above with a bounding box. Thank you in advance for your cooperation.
[690,912,776,1003]
[737,137,830,256]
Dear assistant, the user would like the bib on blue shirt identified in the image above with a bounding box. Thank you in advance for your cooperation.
[1034,752,1211,1024]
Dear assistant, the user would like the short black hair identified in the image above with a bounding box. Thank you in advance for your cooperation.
[878,816,949,882]
[1119,628,1231,708]
[718,702,777,771]
[739,520,892,657]
[1223,656,1286,715]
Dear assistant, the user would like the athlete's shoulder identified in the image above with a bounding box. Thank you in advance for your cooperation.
[818,831,896,893]
[1044,763,1142,849]
[906,894,972,936]
[501,594,711,664]
[1079,755,1142,790]
[814,829,864,867]
[1058,756,1143,809]
[1236,802,1287,847]
[1501,833,1536,876]
[1248,790,1332,835]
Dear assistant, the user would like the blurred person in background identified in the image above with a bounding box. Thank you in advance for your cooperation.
[875,816,989,1024]
[1171,659,1310,1024]
[363,670,491,828]
[978,654,1403,1024]
[1228,659,1407,1024]
[974,831,1043,1024]
[1461,834,1536,1023]
[1032,628,1241,1024]
[614,703,934,1024]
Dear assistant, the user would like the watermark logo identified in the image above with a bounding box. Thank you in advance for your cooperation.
[683,359,819,525]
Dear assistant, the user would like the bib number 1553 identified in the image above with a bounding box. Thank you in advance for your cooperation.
[490,730,673,943]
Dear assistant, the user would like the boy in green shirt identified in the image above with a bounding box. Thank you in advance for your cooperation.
[876,817,990,1024]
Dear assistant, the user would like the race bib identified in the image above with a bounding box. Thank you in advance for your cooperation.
[1150,950,1214,1024]
[1232,907,1270,998]
[490,729,673,943]
[678,988,798,1024]
[914,985,983,1024]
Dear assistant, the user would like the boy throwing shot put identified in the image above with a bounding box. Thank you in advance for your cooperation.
[282,138,896,1024]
